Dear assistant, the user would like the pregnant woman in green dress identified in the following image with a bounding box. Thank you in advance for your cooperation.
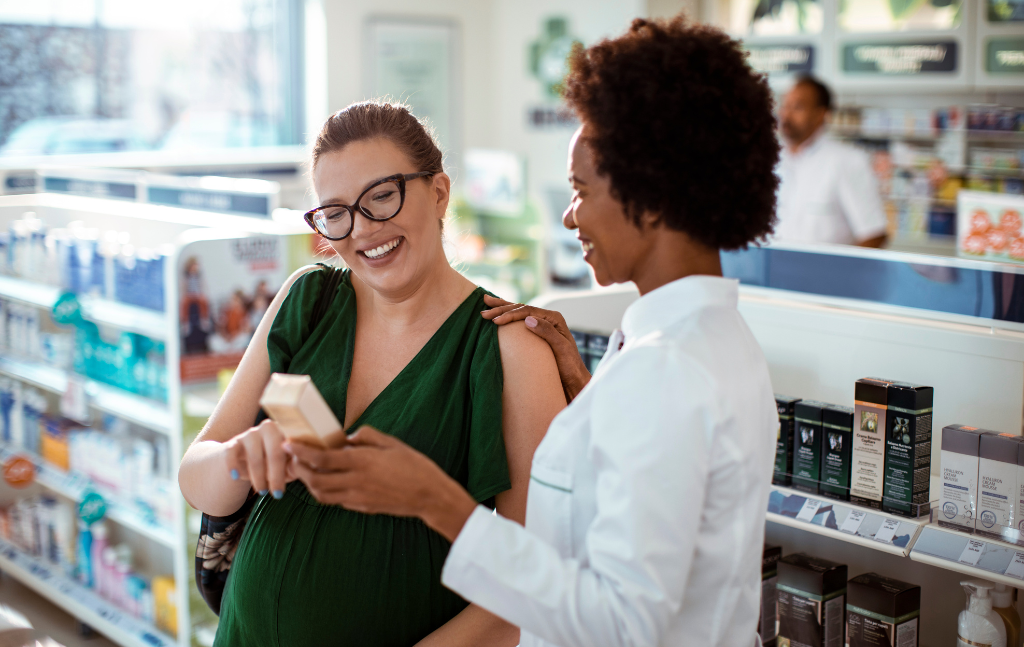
[177,101,566,646]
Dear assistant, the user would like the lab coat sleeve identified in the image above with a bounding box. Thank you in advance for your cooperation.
[442,346,714,647]
[837,148,888,242]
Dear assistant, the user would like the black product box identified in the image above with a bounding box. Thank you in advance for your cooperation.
[820,405,854,502]
[774,395,802,486]
[882,382,933,518]
[759,544,782,647]
[778,553,847,647]
[852,378,891,510]
[793,401,828,494]
[847,573,920,647]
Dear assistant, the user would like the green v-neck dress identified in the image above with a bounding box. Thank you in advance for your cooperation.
[214,268,511,646]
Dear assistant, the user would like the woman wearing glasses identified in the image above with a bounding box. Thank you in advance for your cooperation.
[284,17,781,647]
[178,102,565,646]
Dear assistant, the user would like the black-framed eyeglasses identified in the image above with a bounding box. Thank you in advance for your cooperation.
[303,171,433,240]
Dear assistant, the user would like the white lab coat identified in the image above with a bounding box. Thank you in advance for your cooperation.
[442,275,778,647]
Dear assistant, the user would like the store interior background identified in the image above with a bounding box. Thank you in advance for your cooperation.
[0,1,1023,646]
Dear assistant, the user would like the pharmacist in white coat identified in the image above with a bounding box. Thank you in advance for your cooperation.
[285,17,781,647]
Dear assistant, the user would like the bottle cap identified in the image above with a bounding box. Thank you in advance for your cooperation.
[962,578,996,614]
[992,583,1014,608]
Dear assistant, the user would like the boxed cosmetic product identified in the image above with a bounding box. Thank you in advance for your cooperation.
[852,378,890,510]
[940,424,985,530]
[778,553,847,647]
[882,382,933,517]
[259,373,345,448]
[820,405,854,502]
[793,401,828,494]
[775,395,801,486]
[1016,438,1024,536]
[847,573,920,647]
[978,433,1019,536]
[759,544,782,647]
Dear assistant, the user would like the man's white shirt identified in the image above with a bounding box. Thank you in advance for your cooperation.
[774,128,888,245]
[442,275,778,647]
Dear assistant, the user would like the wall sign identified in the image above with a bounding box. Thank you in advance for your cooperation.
[986,38,1024,74]
[147,187,271,217]
[746,45,815,74]
[43,176,137,199]
[842,41,958,74]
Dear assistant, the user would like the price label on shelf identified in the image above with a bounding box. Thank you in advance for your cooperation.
[840,511,867,535]
[874,518,900,544]
[796,499,822,522]
[959,539,986,566]
[60,374,90,424]
[1004,552,1024,580]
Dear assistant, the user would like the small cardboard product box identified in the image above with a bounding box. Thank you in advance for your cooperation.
[882,382,933,518]
[774,396,802,486]
[852,378,891,510]
[778,553,847,647]
[793,400,828,495]
[978,432,1020,537]
[846,573,920,647]
[940,424,986,530]
[820,405,854,502]
[1016,438,1024,535]
[759,544,782,647]
[259,373,345,448]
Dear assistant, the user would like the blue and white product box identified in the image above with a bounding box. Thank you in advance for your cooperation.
[939,424,985,530]
[978,432,1019,536]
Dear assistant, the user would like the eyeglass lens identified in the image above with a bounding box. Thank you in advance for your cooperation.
[312,179,403,239]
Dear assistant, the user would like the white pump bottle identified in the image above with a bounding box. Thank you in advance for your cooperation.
[958,579,1007,647]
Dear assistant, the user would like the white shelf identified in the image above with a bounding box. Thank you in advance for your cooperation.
[766,484,929,557]
[0,445,175,548]
[0,275,165,340]
[910,524,1024,590]
[0,537,175,647]
[0,356,171,435]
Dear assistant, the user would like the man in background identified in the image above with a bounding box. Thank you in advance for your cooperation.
[774,75,888,248]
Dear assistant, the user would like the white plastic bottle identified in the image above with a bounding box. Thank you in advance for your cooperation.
[959,579,1007,647]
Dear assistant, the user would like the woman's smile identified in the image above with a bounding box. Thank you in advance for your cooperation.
[359,235,404,262]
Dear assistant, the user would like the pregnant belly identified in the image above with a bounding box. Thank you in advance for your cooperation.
[214,482,468,647]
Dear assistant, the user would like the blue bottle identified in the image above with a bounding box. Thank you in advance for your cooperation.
[76,521,93,588]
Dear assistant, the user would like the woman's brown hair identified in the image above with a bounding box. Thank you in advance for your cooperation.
[311,100,444,176]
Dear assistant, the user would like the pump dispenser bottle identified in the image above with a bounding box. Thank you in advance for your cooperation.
[992,584,1020,647]
[959,579,1007,647]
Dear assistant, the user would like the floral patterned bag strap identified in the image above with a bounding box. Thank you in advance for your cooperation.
[194,263,344,615]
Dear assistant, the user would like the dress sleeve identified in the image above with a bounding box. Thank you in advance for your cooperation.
[266,269,325,374]
[465,318,511,506]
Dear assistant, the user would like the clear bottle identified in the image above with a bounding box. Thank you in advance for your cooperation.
[959,579,1007,647]
[991,584,1020,647]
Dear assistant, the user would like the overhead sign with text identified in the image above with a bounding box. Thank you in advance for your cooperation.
[842,41,958,75]
[746,45,815,75]
[986,38,1024,74]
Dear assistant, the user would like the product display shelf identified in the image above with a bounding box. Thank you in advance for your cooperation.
[910,523,1024,590]
[766,484,929,557]
[0,275,165,340]
[0,445,175,547]
[0,536,174,647]
[0,357,171,436]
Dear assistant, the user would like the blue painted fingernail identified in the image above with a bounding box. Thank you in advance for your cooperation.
[272,490,283,500]
[230,469,239,480]
[259,489,269,496]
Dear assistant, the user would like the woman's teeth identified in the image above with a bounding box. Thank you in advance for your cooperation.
[581,241,594,253]
[364,238,401,259]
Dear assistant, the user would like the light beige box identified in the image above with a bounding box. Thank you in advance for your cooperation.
[259,373,345,448]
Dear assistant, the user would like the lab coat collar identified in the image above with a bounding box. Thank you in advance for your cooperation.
[621,274,739,342]
[787,125,830,158]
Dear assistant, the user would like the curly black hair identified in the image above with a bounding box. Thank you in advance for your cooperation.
[563,16,779,250]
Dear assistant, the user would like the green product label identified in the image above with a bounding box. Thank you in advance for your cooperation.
[986,38,1024,73]
[52,292,83,326]
[78,490,106,525]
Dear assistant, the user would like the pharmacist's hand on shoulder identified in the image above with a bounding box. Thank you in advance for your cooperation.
[286,426,449,517]
[482,294,590,401]
[223,419,299,499]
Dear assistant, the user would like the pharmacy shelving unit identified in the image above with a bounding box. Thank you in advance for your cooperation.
[0,193,314,647]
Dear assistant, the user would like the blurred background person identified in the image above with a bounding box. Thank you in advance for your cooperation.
[774,75,888,248]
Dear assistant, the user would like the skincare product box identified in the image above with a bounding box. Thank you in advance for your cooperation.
[852,378,890,510]
[774,395,801,486]
[847,573,920,647]
[793,400,828,494]
[978,433,1019,536]
[882,382,933,518]
[820,405,854,502]
[759,544,782,647]
[778,553,847,647]
[259,373,345,448]
[1016,438,1024,536]
[940,424,985,530]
